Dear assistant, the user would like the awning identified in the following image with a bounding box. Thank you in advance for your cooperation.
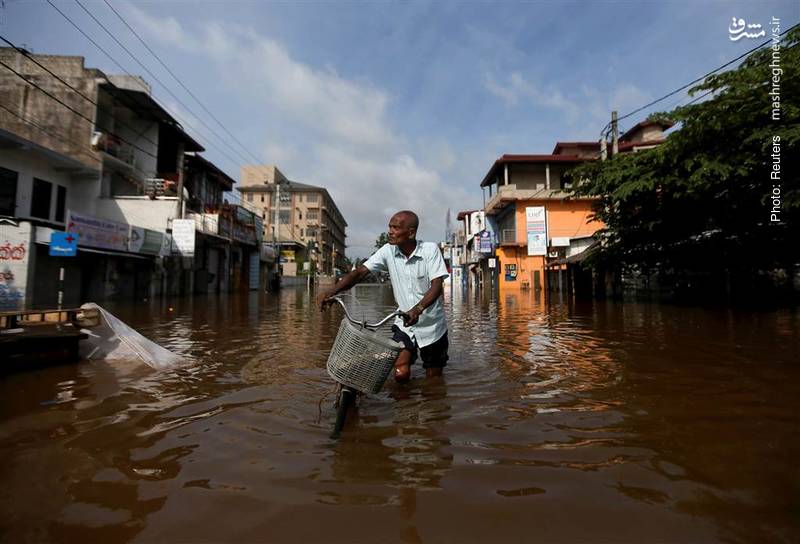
[99,84,204,152]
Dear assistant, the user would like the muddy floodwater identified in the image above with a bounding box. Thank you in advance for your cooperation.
[1,285,798,543]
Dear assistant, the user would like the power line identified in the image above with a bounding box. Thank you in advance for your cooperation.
[44,0,244,174]
[72,0,253,166]
[0,34,161,150]
[0,57,160,160]
[0,101,98,165]
[602,22,800,134]
[0,98,154,181]
[102,0,262,164]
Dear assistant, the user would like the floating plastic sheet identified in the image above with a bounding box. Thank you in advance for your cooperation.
[78,303,185,369]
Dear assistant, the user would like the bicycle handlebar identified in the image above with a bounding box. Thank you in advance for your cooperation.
[329,296,405,329]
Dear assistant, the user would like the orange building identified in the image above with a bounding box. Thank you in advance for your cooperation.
[481,154,602,290]
[479,120,673,291]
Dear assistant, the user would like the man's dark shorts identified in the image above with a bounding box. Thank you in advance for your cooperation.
[391,326,449,369]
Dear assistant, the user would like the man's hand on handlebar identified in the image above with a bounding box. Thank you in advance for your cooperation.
[316,290,336,312]
[402,307,421,327]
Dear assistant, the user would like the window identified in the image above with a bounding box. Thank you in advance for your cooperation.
[300,228,304,237]
[30,178,52,219]
[298,210,302,220]
[298,194,303,202]
[307,209,319,220]
[55,186,67,223]
[260,194,264,202]
[306,193,318,203]
[279,210,290,224]
[0,167,18,216]
[246,193,253,202]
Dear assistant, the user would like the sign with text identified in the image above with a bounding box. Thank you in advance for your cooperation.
[526,206,548,256]
[479,230,493,253]
[67,211,128,252]
[171,219,196,257]
[49,231,78,257]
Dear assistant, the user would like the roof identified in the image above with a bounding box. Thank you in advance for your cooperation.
[552,141,600,155]
[236,179,348,227]
[185,154,234,190]
[99,84,204,152]
[456,209,480,221]
[480,154,588,187]
[620,119,675,142]
[617,138,666,152]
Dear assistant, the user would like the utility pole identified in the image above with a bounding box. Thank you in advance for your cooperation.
[600,134,608,161]
[175,144,185,219]
[611,110,619,158]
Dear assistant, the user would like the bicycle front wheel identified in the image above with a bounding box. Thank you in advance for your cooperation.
[330,387,355,439]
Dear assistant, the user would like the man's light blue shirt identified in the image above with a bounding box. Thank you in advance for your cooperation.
[363,241,449,347]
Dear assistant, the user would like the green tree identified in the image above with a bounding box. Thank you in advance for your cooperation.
[375,232,389,249]
[569,28,799,281]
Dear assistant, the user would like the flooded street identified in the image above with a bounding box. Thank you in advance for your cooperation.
[1,285,798,543]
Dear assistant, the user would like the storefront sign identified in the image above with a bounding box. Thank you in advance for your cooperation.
[0,222,31,311]
[49,231,78,257]
[171,219,196,257]
[128,226,164,255]
[504,263,517,281]
[526,206,548,256]
[479,230,493,253]
[67,210,128,252]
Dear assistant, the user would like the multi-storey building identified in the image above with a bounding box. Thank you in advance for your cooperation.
[0,48,260,308]
[478,119,672,292]
[238,165,347,276]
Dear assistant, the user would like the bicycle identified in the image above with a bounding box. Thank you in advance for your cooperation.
[324,296,406,438]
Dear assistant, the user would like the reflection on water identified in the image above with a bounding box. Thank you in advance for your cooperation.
[0,284,798,543]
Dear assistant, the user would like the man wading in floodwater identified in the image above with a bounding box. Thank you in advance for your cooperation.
[316,210,450,382]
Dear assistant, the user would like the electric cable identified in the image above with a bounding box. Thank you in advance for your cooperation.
[44,0,245,174]
[0,57,159,160]
[600,22,800,135]
[102,0,262,164]
[0,34,161,150]
[0,98,154,181]
[72,0,253,166]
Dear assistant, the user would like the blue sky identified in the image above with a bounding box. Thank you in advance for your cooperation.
[4,0,798,257]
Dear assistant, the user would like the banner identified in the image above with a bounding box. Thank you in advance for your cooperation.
[526,206,548,256]
[479,230,493,253]
[171,219,196,257]
[67,210,128,252]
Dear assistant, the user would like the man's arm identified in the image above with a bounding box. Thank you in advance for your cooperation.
[403,276,444,326]
[316,264,372,310]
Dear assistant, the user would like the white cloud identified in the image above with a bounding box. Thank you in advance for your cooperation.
[123,3,476,257]
[483,71,580,120]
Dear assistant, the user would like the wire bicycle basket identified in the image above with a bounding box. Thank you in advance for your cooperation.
[325,297,404,394]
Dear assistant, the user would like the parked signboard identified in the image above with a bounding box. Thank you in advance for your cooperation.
[526,206,548,256]
[171,219,196,257]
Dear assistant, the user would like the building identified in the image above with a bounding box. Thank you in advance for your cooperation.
[456,209,486,290]
[477,119,672,292]
[0,48,258,309]
[238,165,347,279]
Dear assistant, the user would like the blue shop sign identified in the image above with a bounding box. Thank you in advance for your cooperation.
[49,231,79,257]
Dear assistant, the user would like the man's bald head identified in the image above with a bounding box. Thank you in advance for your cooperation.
[393,210,419,230]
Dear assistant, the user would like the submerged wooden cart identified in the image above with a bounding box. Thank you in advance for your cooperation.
[0,307,97,369]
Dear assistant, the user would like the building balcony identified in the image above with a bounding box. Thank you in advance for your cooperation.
[498,229,521,246]
[485,184,574,215]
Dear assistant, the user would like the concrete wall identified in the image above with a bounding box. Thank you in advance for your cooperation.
[240,164,286,187]
[95,197,177,232]
[0,221,33,310]
[0,147,98,225]
[0,49,101,171]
